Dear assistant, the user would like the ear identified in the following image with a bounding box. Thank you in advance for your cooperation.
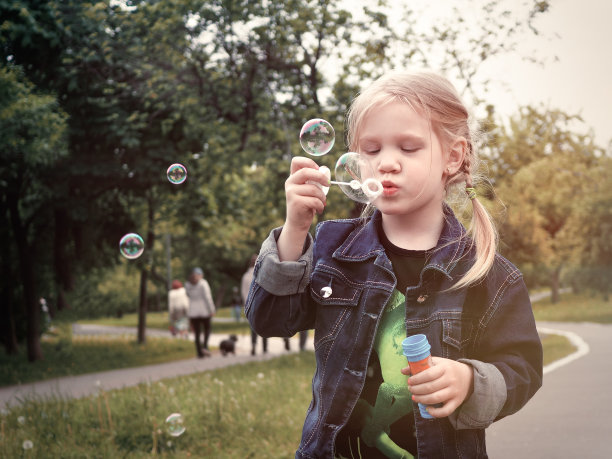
[444,136,467,176]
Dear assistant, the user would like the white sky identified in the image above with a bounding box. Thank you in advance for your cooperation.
[340,0,612,148]
[482,0,612,147]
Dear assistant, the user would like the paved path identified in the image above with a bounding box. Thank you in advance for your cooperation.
[486,321,612,458]
[0,327,311,408]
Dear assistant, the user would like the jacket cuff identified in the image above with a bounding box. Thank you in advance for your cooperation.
[255,227,313,296]
[447,359,507,429]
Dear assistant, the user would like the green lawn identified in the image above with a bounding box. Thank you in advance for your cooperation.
[0,352,316,458]
[532,291,612,323]
[0,322,195,387]
[77,309,252,336]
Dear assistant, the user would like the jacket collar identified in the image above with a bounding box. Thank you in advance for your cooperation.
[333,205,469,280]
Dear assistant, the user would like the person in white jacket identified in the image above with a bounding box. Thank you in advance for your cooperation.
[168,280,189,337]
[185,267,216,358]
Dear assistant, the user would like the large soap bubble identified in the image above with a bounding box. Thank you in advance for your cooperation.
[332,152,383,204]
[119,233,145,259]
[299,119,335,156]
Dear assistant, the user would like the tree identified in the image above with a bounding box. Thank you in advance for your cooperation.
[494,106,603,301]
[0,65,68,360]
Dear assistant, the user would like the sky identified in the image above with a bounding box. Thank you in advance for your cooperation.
[340,0,612,148]
[481,0,612,147]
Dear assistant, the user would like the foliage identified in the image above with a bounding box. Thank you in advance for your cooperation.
[0,352,316,457]
[492,106,607,299]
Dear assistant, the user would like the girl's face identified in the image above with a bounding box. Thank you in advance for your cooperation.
[358,101,448,218]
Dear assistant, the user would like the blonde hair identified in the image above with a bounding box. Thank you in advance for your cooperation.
[346,71,497,289]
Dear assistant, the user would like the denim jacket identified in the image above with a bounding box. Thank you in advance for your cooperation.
[246,208,543,458]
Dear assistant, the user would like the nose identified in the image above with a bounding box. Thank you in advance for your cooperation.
[376,148,401,174]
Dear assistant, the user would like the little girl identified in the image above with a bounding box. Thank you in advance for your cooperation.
[245,71,542,458]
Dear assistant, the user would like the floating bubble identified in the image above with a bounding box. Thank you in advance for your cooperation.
[299,119,335,156]
[119,233,145,260]
[165,413,185,437]
[333,152,383,203]
[167,163,187,184]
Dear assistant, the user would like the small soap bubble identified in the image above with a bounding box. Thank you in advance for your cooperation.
[299,119,335,156]
[320,286,332,298]
[334,153,383,203]
[165,413,185,437]
[119,233,145,260]
[167,163,187,184]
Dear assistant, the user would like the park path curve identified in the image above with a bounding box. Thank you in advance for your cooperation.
[486,321,612,459]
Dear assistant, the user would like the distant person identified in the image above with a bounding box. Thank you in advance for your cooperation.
[168,280,189,337]
[185,267,216,358]
[230,286,242,322]
[241,255,267,355]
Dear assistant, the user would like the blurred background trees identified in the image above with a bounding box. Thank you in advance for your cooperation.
[1,0,609,361]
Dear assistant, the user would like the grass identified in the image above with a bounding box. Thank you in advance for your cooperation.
[0,352,316,458]
[77,310,252,336]
[0,323,195,387]
[541,333,575,366]
[532,291,612,323]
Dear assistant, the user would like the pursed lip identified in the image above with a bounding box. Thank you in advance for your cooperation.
[381,180,399,196]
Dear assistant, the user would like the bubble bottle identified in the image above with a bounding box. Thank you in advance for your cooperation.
[402,334,435,419]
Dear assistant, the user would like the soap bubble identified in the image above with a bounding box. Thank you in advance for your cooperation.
[299,119,335,156]
[165,413,185,437]
[167,163,187,185]
[119,233,145,260]
[334,153,383,203]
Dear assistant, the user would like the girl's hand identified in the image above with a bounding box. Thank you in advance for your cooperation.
[401,357,474,418]
[277,157,329,261]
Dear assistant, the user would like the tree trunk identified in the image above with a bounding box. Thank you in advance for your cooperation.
[550,266,561,304]
[137,192,156,344]
[7,191,43,361]
[0,205,19,355]
[137,267,148,344]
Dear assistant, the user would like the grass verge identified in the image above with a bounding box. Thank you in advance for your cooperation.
[0,352,316,458]
[77,311,252,336]
[541,333,575,366]
[0,323,195,387]
[532,291,612,323]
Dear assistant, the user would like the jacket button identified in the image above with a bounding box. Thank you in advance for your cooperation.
[416,294,428,303]
[320,286,332,298]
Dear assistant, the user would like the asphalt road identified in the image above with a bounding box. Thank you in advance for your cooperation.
[486,321,611,458]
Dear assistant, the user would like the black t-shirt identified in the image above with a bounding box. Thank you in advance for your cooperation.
[334,222,430,458]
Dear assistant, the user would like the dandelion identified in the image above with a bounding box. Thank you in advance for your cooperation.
[17,415,25,425]
[257,372,264,379]
[249,381,257,387]
[22,440,33,450]
[169,387,175,396]
[167,441,173,447]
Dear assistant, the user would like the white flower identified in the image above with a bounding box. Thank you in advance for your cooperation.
[22,440,33,450]
[17,415,25,425]
[257,372,264,379]
[167,441,173,447]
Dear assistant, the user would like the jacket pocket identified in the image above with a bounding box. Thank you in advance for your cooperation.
[406,311,473,359]
[310,269,362,348]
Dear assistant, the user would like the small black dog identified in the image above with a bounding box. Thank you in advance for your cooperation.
[219,334,239,356]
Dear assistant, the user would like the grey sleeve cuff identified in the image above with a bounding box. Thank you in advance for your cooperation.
[255,227,313,296]
[447,359,507,429]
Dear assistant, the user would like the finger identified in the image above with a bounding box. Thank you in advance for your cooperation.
[288,166,331,188]
[400,366,411,376]
[290,156,321,175]
[407,365,443,386]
